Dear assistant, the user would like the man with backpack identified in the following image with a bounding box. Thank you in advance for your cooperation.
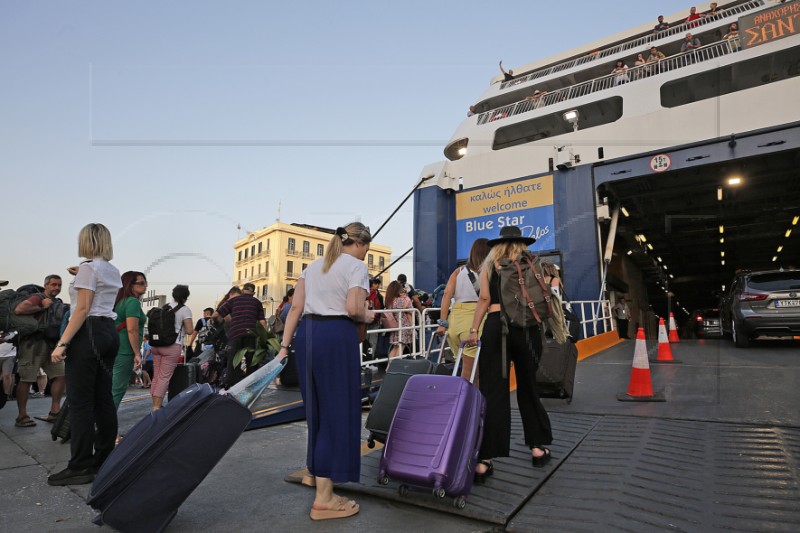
[12,275,68,427]
[212,283,266,388]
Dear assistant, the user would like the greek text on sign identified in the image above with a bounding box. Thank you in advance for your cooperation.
[650,154,671,173]
[739,0,800,49]
[455,176,555,258]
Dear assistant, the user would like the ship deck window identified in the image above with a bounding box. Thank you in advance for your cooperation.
[660,44,800,108]
[492,97,623,151]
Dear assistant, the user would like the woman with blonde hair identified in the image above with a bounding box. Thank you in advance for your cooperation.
[466,226,553,483]
[48,223,122,486]
[435,238,490,385]
[278,222,374,521]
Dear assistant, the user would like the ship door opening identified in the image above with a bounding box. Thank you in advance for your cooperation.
[596,148,800,334]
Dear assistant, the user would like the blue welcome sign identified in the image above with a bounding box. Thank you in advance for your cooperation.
[455,175,555,259]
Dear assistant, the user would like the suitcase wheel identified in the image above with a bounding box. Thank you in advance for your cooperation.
[379,475,390,486]
[454,496,467,509]
[367,437,375,449]
[433,487,446,499]
[398,485,409,497]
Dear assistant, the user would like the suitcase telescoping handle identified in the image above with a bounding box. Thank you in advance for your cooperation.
[426,332,449,364]
[456,341,481,384]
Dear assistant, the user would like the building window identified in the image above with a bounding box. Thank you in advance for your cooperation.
[288,238,296,252]
[244,248,248,259]
[251,245,255,256]
[250,267,254,278]
[238,251,242,261]
[262,285,268,298]
[258,263,261,275]
[368,254,374,267]
[267,239,270,251]
[317,244,324,256]
[287,260,294,275]
[265,262,269,275]
[302,263,308,271]
[303,241,310,253]
[238,270,242,281]
[286,284,293,294]
[258,242,262,253]
[379,257,385,269]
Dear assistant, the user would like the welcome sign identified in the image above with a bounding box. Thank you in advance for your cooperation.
[455,175,555,259]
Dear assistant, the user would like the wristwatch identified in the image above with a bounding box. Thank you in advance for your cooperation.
[280,344,291,351]
[469,327,477,334]
[57,342,69,348]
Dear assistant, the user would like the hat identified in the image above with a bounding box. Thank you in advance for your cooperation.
[487,226,536,247]
[242,283,256,293]
[0,280,8,287]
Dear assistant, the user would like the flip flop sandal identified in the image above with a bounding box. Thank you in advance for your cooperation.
[309,498,359,521]
[35,411,60,423]
[15,416,36,428]
[301,475,316,487]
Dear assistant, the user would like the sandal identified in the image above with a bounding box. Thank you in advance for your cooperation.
[309,497,359,520]
[531,447,551,467]
[15,415,36,428]
[474,460,494,483]
[35,411,60,423]
[301,475,316,487]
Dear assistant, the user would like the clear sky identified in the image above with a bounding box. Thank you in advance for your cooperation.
[1,0,684,317]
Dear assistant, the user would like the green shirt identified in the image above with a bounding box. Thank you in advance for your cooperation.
[114,296,146,355]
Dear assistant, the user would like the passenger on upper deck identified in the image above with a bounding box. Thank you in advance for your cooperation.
[647,46,667,62]
[524,90,547,108]
[724,22,740,51]
[653,15,670,32]
[467,105,476,117]
[703,2,724,17]
[681,33,702,53]
[498,60,516,82]
[684,6,702,27]
[611,60,630,86]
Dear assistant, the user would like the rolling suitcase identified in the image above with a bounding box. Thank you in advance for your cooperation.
[378,343,484,508]
[50,399,70,443]
[365,357,446,448]
[88,357,286,533]
[536,338,578,402]
[168,361,199,400]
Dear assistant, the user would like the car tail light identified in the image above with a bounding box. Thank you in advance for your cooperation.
[738,292,767,302]
[695,316,704,322]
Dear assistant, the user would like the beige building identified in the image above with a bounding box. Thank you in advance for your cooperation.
[233,222,392,313]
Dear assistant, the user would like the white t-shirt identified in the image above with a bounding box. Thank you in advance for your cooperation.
[170,301,193,345]
[69,259,122,319]
[300,254,369,316]
[0,342,16,358]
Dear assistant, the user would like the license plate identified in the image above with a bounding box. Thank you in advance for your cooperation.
[775,300,800,308]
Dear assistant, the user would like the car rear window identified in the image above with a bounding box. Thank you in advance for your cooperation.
[701,309,720,318]
[748,273,800,291]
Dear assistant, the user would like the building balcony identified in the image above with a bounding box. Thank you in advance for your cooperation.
[286,249,300,257]
[495,0,762,90]
[255,250,270,259]
[478,38,739,126]
[302,252,315,260]
[286,271,299,280]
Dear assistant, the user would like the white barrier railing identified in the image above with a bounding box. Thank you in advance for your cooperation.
[570,300,615,339]
[497,0,762,89]
[479,38,739,126]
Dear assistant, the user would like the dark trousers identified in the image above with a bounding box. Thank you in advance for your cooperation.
[478,313,552,459]
[616,318,630,339]
[64,317,119,470]
[224,335,255,388]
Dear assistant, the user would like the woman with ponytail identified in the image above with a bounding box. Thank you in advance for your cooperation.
[279,222,374,521]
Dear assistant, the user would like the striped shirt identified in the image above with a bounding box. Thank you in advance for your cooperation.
[216,295,265,340]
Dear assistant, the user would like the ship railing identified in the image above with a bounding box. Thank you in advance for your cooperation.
[479,38,738,126]
[498,0,763,90]
[570,300,616,339]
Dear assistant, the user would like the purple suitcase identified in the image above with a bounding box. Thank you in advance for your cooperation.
[378,369,485,508]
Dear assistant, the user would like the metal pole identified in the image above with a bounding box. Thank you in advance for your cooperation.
[374,247,413,279]
[371,174,435,240]
[596,206,620,319]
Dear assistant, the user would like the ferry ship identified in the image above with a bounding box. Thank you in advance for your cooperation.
[412,0,800,334]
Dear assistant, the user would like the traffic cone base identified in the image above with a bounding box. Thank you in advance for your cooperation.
[617,390,666,402]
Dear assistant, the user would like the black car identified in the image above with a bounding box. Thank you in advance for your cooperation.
[720,269,800,347]
[687,308,722,338]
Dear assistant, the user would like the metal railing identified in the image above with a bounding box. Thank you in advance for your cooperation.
[497,0,762,90]
[570,300,616,338]
[286,249,300,257]
[478,38,739,126]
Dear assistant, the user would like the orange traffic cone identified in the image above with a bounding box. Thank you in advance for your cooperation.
[668,313,680,343]
[652,318,682,364]
[618,328,665,402]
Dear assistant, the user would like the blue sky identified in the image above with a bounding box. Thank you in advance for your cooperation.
[1,0,683,316]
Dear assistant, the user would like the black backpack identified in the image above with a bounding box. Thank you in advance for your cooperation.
[146,304,184,347]
[43,299,69,341]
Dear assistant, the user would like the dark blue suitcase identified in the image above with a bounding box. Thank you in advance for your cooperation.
[87,384,252,532]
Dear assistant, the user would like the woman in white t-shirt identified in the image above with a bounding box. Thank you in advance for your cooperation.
[150,285,193,410]
[48,223,123,486]
[278,222,374,521]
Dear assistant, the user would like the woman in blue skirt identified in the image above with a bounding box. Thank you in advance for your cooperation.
[278,222,373,521]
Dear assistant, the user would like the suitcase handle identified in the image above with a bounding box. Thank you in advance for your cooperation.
[426,333,449,365]
[456,341,481,384]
